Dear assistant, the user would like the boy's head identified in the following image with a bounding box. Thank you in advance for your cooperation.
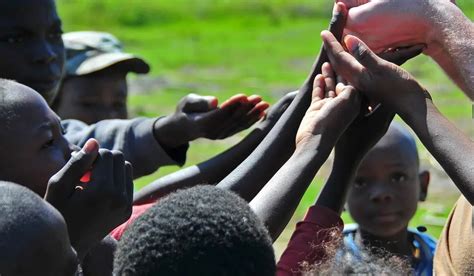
[53,31,150,124]
[0,0,64,104]
[347,123,430,237]
[0,181,78,275]
[0,79,76,196]
[114,185,275,276]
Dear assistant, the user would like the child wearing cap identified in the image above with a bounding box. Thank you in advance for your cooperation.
[53,31,150,124]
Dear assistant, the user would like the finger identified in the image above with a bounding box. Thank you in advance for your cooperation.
[321,31,366,87]
[378,44,424,66]
[344,35,383,69]
[180,94,219,113]
[329,2,348,42]
[124,161,134,213]
[336,75,347,85]
[322,62,336,97]
[112,151,125,191]
[205,101,254,139]
[220,94,248,109]
[46,139,99,197]
[89,149,114,193]
[312,74,326,100]
[218,100,269,139]
[247,95,262,105]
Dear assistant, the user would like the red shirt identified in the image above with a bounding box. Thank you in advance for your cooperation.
[110,203,154,240]
[276,205,343,276]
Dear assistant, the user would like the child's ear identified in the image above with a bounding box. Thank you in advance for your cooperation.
[418,170,430,201]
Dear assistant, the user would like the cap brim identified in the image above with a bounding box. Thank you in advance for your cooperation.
[71,53,151,76]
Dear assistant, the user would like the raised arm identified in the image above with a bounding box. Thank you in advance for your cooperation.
[322,31,474,204]
[133,92,295,204]
[217,3,347,201]
[340,0,474,99]
[250,70,361,241]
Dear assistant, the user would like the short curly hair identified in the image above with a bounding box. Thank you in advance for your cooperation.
[114,185,275,276]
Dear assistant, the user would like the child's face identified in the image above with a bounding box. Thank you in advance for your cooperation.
[20,201,79,275]
[56,72,128,124]
[347,137,428,238]
[0,86,77,196]
[0,0,65,104]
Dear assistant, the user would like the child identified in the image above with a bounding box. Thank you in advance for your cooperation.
[53,31,150,124]
[342,123,435,275]
[114,186,275,276]
[0,181,79,275]
[0,0,268,180]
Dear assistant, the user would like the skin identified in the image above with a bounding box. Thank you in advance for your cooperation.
[338,0,474,99]
[321,29,474,204]
[0,184,78,276]
[134,91,295,204]
[347,125,430,256]
[0,0,64,104]
[217,2,347,202]
[250,73,361,240]
[55,69,128,124]
[0,82,133,261]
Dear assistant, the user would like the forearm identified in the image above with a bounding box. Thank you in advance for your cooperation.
[133,128,268,204]
[217,8,346,201]
[426,1,474,99]
[249,138,331,241]
[403,98,474,204]
[315,152,361,214]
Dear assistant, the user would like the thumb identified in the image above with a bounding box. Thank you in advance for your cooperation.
[47,139,99,197]
[344,35,381,69]
[180,94,218,113]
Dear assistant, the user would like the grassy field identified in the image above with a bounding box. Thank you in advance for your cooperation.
[58,0,473,256]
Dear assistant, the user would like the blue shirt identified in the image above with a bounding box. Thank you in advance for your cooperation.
[341,224,437,276]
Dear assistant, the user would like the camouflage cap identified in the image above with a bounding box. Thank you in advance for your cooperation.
[63,31,150,77]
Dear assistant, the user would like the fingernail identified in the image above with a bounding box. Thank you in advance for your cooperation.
[209,97,218,108]
[344,36,359,54]
[82,139,98,154]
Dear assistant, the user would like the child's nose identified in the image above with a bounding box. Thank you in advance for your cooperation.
[369,187,393,203]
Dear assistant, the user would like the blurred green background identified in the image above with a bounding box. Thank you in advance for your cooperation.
[58,0,473,256]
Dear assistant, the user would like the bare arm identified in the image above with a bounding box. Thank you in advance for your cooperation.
[133,93,295,204]
[217,3,347,201]
[250,67,362,241]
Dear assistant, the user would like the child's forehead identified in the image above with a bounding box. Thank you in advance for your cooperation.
[0,0,59,28]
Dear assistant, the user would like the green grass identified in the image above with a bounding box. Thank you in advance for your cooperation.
[57,0,473,253]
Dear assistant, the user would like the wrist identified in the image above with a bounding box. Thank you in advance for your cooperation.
[153,116,192,149]
[399,96,434,131]
[294,133,334,161]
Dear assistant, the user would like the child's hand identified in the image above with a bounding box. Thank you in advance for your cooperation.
[154,93,269,148]
[295,73,361,149]
[44,139,133,260]
[321,31,431,118]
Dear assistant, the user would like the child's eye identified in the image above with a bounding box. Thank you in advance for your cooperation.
[354,178,367,189]
[41,139,55,149]
[1,35,25,44]
[391,173,407,183]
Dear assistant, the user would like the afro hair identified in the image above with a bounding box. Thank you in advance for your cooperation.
[114,185,275,276]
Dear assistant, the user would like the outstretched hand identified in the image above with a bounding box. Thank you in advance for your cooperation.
[295,72,361,149]
[154,93,269,148]
[321,31,431,118]
[44,139,133,260]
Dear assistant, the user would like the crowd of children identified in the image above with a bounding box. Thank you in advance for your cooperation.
[0,0,472,275]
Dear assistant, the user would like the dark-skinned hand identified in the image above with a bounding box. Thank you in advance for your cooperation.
[44,139,133,260]
[153,93,269,149]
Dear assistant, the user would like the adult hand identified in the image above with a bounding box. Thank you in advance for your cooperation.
[337,0,457,53]
[321,31,431,118]
[295,73,361,149]
[45,139,133,260]
[153,93,269,148]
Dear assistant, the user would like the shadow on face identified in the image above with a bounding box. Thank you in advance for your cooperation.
[54,68,128,124]
[0,182,78,276]
[0,80,75,196]
[0,0,65,104]
[347,124,430,238]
